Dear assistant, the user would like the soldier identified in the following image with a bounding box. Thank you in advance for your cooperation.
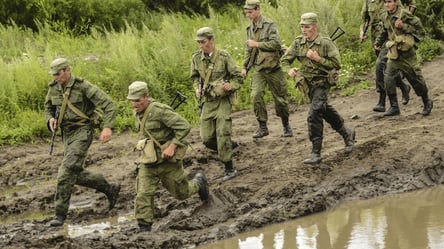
[44,58,120,226]
[374,0,433,116]
[281,13,355,164]
[360,0,412,112]
[190,27,244,181]
[127,81,209,232]
[242,0,293,138]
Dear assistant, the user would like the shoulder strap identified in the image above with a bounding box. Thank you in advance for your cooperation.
[202,49,220,90]
[139,102,161,147]
[57,86,72,127]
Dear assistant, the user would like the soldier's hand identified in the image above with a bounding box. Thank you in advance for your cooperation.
[288,68,298,78]
[246,40,259,48]
[162,143,177,159]
[99,127,113,143]
[195,88,201,98]
[359,30,366,42]
[395,19,404,29]
[49,118,57,132]
[306,49,321,62]
[223,82,232,91]
[241,68,248,77]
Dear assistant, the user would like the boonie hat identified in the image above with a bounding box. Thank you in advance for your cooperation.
[300,12,318,25]
[49,58,70,75]
[244,0,260,9]
[127,81,148,100]
[195,27,214,41]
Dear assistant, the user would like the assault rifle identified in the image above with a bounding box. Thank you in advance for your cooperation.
[170,91,188,110]
[197,77,204,115]
[49,107,60,155]
[331,26,346,42]
[360,19,370,43]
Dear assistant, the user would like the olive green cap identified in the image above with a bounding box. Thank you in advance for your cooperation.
[244,0,260,9]
[300,12,318,25]
[49,58,70,75]
[195,27,214,41]
[127,81,148,100]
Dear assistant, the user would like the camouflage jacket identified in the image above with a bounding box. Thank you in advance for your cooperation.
[135,101,190,147]
[44,74,116,129]
[281,34,341,84]
[375,6,425,48]
[190,47,243,95]
[243,15,282,71]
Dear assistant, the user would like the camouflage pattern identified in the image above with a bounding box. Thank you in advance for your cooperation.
[376,6,428,96]
[44,74,117,216]
[281,34,345,142]
[191,48,243,163]
[134,101,198,224]
[243,15,290,122]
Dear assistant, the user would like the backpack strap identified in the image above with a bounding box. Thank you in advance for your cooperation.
[139,102,161,147]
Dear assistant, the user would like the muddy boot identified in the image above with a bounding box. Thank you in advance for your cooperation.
[303,139,322,164]
[373,91,386,112]
[48,214,66,227]
[222,161,237,181]
[252,121,269,138]
[421,94,433,116]
[338,126,355,153]
[106,183,121,211]
[137,219,152,232]
[384,94,400,116]
[398,81,411,105]
[281,116,293,137]
[193,172,209,201]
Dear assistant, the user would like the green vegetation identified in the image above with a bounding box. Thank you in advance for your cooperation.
[0,0,442,145]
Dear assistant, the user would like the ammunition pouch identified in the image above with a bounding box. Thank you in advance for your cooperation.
[386,41,398,60]
[255,50,280,71]
[395,34,414,51]
[208,80,230,98]
[160,140,188,163]
[136,139,157,164]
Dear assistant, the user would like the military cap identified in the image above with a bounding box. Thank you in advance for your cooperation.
[195,27,214,41]
[49,58,70,75]
[244,0,260,9]
[300,12,318,25]
[127,81,148,100]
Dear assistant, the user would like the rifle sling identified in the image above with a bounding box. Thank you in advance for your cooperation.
[247,29,261,70]
[202,49,220,92]
[139,102,161,147]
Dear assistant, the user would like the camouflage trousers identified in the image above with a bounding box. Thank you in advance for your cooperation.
[54,126,111,216]
[200,96,233,163]
[135,161,199,223]
[385,49,428,97]
[250,68,289,122]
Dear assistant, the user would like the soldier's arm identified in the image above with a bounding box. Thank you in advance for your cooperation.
[161,106,190,147]
[257,22,282,52]
[83,81,116,129]
[225,54,243,91]
[280,39,299,73]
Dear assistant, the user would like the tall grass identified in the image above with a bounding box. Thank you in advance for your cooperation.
[0,0,442,145]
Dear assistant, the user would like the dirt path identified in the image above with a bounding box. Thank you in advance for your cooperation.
[1,56,443,249]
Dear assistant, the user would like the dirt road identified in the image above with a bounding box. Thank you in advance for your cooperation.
[1,56,443,249]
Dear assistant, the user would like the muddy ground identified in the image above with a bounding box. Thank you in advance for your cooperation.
[1,56,444,249]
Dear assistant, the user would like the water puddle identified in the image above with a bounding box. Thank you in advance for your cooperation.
[197,185,444,249]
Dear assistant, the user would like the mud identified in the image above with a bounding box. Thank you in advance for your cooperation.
[1,56,443,249]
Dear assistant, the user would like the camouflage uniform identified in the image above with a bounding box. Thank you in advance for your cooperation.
[243,14,291,137]
[134,101,199,225]
[191,47,243,177]
[281,13,355,164]
[361,0,412,111]
[44,73,117,219]
[375,3,433,116]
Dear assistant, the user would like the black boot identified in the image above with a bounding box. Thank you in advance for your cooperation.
[281,116,293,137]
[193,172,209,201]
[384,94,400,116]
[223,161,237,181]
[303,139,322,164]
[421,94,433,116]
[106,183,121,211]
[338,126,355,153]
[398,80,411,105]
[252,121,269,138]
[373,91,386,112]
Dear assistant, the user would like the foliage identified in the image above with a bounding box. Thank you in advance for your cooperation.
[0,0,443,145]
